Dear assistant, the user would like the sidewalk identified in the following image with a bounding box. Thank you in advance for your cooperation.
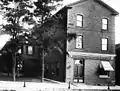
[45,78,120,90]
[0,78,120,90]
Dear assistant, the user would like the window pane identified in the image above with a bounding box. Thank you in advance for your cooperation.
[28,46,33,54]
[102,19,107,24]
[76,43,82,49]
[77,15,83,27]
[18,49,22,54]
[76,36,82,42]
[102,24,107,30]
[102,45,107,50]
[77,21,82,27]
[102,38,107,45]
[77,15,82,21]
[25,40,29,44]
[75,60,80,64]
[102,19,108,30]
[76,36,82,48]
[102,38,108,50]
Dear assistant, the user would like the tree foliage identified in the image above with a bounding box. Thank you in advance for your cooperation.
[0,0,63,52]
[0,0,63,80]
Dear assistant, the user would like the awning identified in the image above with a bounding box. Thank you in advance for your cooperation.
[101,61,114,71]
[0,34,11,50]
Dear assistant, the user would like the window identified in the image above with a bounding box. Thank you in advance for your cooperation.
[102,38,108,51]
[18,49,22,54]
[56,62,60,76]
[25,36,29,44]
[77,14,83,27]
[98,63,109,78]
[76,35,83,49]
[27,46,33,55]
[102,18,108,30]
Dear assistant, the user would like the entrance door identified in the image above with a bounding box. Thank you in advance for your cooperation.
[73,59,84,83]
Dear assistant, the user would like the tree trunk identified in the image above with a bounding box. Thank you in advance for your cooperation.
[12,53,16,81]
[41,47,44,82]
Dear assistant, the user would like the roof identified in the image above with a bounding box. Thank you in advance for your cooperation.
[66,0,119,16]
[0,34,11,50]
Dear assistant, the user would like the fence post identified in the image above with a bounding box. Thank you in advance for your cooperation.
[23,80,26,87]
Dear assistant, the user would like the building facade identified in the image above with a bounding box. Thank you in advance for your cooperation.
[64,0,118,85]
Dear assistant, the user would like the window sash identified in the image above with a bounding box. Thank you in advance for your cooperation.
[102,24,107,30]
[76,35,83,49]
[77,21,82,27]
[102,19,107,24]
[27,46,33,55]
[77,15,83,27]
[102,38,108,50]
[102,19,108,30]
[102,45,107,50]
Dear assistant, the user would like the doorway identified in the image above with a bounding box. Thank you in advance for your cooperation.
[73,58,84,83]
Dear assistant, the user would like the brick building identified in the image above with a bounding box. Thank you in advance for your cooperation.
[64,0,118,85]
[11,0,118,85]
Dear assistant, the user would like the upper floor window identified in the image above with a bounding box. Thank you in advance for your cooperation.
[102,18,108,30]
[76,35,83,49]
[102,38,108,51]
[27,46,33,55]
[77,14,83,27]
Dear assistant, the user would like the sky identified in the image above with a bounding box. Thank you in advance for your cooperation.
[63,0,120,44]
[0,0,120,49]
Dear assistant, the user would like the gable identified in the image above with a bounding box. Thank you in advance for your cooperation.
[66,0,119,16]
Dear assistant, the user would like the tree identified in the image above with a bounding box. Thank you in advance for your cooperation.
[0,0,63,81]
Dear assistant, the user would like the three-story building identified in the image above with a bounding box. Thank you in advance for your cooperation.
[64,0,118,85]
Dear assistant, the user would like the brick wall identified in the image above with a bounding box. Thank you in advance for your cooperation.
[67,0,115,54]
[85,59,107,85]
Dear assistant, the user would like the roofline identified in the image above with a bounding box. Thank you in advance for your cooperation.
[66,0,87,7]
[65,0,119,16]
[94,0,119,16]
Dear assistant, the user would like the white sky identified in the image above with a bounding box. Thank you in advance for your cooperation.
[63,0,120,44]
